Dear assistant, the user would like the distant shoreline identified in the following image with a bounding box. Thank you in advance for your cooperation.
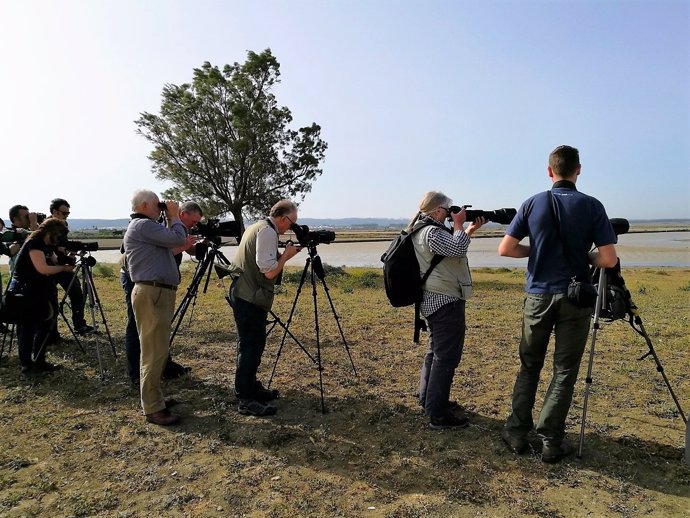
[71,225,690,250]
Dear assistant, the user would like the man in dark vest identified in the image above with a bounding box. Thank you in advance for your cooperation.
[230,199,302,416]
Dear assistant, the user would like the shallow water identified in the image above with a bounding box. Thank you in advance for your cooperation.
[1,232,688,268]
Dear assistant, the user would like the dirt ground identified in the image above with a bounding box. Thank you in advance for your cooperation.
[0,266,688,517]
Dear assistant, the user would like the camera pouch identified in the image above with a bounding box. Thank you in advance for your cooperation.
[567,278,598,309]
[0,283,31,324]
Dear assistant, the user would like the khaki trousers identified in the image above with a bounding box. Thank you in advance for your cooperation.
[132,284,176,414]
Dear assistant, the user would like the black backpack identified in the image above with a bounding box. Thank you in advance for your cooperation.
[381,224,444,341]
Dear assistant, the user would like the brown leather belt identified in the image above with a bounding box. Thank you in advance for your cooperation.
[136,280,177,291]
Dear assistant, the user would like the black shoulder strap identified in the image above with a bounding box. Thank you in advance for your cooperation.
[412,223,447,343]
[409,222,445,282]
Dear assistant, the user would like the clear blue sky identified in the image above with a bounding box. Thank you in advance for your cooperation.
[1,0,688,221]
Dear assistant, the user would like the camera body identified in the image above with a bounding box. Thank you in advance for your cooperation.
[448,206,517,225]
[290,223,336,247]
[191,219,242,242]
[64,240,99,253]
[36,213,47,224]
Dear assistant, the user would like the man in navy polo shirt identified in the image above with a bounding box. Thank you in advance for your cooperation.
[498,145,618,463]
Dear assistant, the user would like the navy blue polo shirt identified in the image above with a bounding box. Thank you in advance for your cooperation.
[506,180,617,294]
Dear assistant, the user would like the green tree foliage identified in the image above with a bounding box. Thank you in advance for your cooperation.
[135,49,327,232]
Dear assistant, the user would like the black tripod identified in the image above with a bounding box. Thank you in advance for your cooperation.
[578,261,687,458]
[170,240,231,346]
[54,253,116,377]
[268,243,357,413]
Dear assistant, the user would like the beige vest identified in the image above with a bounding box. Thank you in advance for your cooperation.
[231,220,277,311]
[413,223,473,300]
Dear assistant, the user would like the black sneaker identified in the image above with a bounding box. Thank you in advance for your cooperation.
[238,399,277,416]
[429,412,470,430]
[75,324,95,335]
[34,361,63,372]
[542,439,575,463]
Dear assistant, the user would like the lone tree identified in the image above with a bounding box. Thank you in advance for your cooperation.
[135,49,327,233]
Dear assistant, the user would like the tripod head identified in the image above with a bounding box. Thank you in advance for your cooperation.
[307,248,326,281]
[77,253,97,268]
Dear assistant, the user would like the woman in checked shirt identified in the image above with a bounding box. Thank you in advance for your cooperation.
[408,191,485,429]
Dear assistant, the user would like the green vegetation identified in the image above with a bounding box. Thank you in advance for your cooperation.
[0,266,688,516]
[135,49,327,230]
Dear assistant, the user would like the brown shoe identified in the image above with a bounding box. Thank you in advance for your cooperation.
[145,408,180,426]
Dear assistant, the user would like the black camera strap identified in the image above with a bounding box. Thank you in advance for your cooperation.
[412,219,447,343]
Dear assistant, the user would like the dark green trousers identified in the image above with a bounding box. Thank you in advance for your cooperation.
[505,293,592,444]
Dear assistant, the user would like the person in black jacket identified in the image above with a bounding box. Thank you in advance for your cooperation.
[8,219,75,378]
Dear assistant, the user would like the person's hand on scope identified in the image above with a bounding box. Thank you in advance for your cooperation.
[282,241,302,260]
[466,216,486,237]
[61,264,76,273]
[450,206,467,230]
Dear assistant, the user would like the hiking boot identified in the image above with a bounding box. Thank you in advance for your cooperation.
[238,399,277,417]
[429,412,470,430]
[75,324,95,335]
[45,334,62,345]
[501,428,528,454]
[420,400,462,414]
[253,382,280,402]
[20,364,46,380]
[145,408,180,426]
[542,439,576,463]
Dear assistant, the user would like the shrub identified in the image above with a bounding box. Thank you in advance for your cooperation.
[92,263,114,278]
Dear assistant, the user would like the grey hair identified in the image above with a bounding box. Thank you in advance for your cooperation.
[269,199,298,218]
[180,201,203,216]
[131,189,158,212]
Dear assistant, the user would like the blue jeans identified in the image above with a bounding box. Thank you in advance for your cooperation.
[232,297,268,400]
[419,300,466,418]
[505,293,592,444]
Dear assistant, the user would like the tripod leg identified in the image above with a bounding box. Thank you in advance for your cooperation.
[577,267,607,458]
[268,258,316,387]
[170,249,212,346]
[56,265,86,352]
[310,264,326,414]
[90,277,117,358]
[317,274,357,377]
[634,316,687,424]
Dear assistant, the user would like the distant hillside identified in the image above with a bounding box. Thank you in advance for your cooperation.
[65,217,690,231]
[68,219,131,230]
